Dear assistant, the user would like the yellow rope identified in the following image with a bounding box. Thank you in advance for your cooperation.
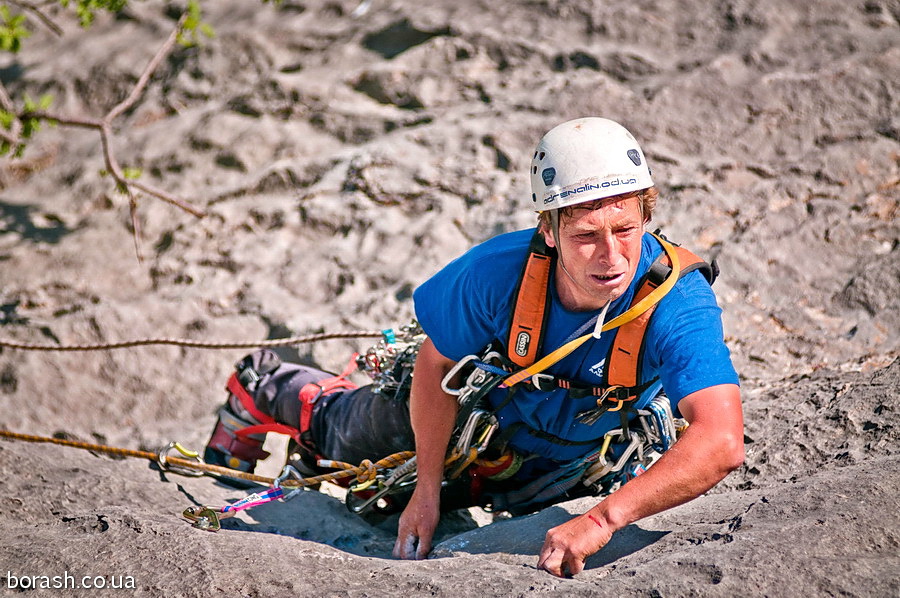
[0,428,415,488]
[503,233,682,387]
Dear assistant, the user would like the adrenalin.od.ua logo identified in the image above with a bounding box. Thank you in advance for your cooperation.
[544,177,638,204]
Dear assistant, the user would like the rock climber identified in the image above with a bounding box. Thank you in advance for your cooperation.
[204,117,744,577]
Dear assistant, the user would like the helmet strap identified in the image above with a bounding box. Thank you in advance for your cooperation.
[550,209,581,291]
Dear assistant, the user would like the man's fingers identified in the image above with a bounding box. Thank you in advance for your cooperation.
[564,555,585,577]
[537,546,564,578]
[415,535,431,560]
[393,534,417,559]
[539,546,586,578]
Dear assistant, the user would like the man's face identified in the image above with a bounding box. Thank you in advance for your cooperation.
[542,195,645,311]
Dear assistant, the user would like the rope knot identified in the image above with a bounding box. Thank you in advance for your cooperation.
[356,459,377,483]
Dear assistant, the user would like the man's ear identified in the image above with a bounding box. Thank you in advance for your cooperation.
[540,223,556,249]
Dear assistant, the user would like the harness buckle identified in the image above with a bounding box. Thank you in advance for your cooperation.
[236,365,261,390]
[600,386,633,412]
[299,382,325,406]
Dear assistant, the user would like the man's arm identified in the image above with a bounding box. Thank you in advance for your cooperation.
[537,383,744,577]
[392,337,459,560]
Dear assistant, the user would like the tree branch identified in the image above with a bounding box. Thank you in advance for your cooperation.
[106,14,186,122]
[8,0,64,37]
[5,11,207,261]
[0,128,19,146]
[0,81,23,148]
[25,111,103,129]
[129,180,206,218]
[0,80,16,112]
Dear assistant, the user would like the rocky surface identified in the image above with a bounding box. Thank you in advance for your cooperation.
[0,0,897,596]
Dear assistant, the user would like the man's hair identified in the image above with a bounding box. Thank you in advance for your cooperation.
[537,186,658,229]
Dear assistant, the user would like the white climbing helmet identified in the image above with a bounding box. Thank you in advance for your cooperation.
[529,117,653,212]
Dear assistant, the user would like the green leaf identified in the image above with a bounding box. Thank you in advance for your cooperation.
[21,117,41,139]
[122,167,142,180]
[59,0,130,30]
[0,6,30,53]
[178,0,214,47]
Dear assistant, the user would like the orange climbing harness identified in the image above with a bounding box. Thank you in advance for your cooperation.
[501,230,715,413]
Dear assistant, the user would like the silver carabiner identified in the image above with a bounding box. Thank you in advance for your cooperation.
[441,354,480,396]
[454,409,487,454]
[274,464,306,501]
[157,442,205,477]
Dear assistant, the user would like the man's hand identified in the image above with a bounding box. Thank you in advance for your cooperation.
[538,511,613,577]
[537,383,744,577]
[393,337,460,560]
[393,488,440,559]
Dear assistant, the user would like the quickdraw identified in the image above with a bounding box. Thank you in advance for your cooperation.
[345,342,505,514]
[580,394,686,492]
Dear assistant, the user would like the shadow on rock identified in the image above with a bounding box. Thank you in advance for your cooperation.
[208,487,482,559]
[0,200,72,244]
[433,504,668,569]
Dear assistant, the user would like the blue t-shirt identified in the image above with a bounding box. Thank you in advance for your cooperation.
[414,228,739,462]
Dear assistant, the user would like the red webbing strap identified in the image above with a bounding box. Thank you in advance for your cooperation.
[226,373,275,425]
[606,246,708,389]
[298,354,360,436]
[507,250,552,368]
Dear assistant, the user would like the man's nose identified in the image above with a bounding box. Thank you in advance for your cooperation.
[593,232,618,266]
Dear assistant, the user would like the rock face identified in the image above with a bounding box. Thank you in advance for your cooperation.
[0,0,897,596]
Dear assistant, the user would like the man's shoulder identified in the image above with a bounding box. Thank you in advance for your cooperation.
[465,228,535,265]
[639,233,720,318]
[414,228,535,310]
[414,228,537,360]
[435,228,536,285]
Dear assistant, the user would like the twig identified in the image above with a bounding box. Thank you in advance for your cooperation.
[25,111,103,129]
[0,80,16,112]
[8,0,64,36]
[106,14,186,122]
[0,128,19,147]
[0,81,22,148]
[129,180,206,218]
[128,192,143,262]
